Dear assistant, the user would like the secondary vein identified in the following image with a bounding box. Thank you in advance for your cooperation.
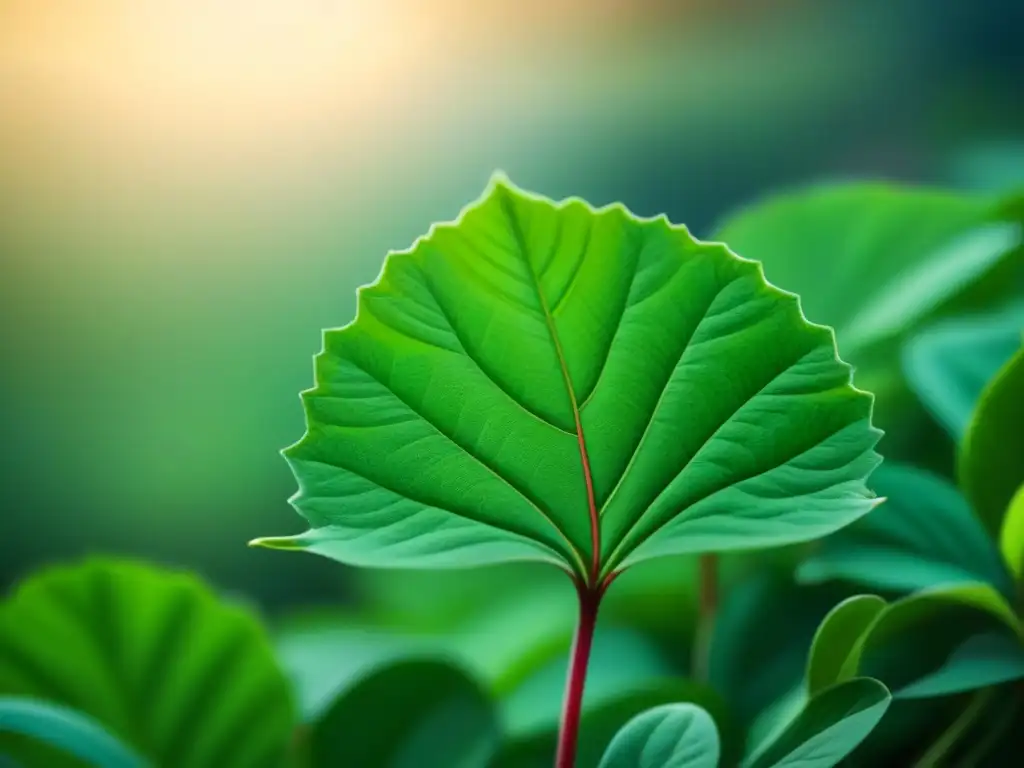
[497,187,601,584]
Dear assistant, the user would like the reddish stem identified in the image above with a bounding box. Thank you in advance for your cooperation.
[556,583,602,768]
[692,554,719,681]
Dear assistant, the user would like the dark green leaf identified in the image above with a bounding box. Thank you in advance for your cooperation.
[276,588,579,723]
[902,302,1024,439]
[0,559,294,768]
[742,678,891,768]
[708,573,847,725]
[0,697,146,768]
[798,463,1012,595]
[275,616,428,722]
[253,176,881,580]
[961,347,1024,534]
[597,703,720,768]
[308,658,498,768]
[841,583,1023,699]
[894,631,1024,699]
[806,596,886,695]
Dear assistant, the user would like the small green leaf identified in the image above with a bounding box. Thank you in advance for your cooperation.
[0,559,294,768]
[961,347,1024,534]
[999,484,1024,579]
[713,183,1018,360]
[872,582,1022,643]
[0,697,147,768]
[307,658,499,768]
[894,631,1024,699]
[806,596,886,695]
[798,463,1013,596]
[742,678,891,768]
[802,582,1024,704]
[902,302,1024,439]
[254,176,881,582]
[848,583,1023,701]
[597,703,720,768]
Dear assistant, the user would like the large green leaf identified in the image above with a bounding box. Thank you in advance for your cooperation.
[798,463,1012,596]
[597,703,720,768]
[999,484,1024,580]
[902,302,1024,439]
[0,560,294,768]
[253,176,881,582]
[0,698,146,768]
[307,658,499,768]
[960,347,1024,534]
[713,183,1019,362]
[742,678,891,768]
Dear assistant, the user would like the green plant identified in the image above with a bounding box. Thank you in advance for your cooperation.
[1,174,1021,768]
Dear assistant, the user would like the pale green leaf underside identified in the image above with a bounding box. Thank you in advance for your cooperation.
[257,177,881,580]
[598,703,720,768]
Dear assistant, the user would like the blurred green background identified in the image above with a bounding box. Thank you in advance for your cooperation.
[1,0,1023,609]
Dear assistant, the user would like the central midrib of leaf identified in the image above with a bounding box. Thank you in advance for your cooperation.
[496,187,602,584]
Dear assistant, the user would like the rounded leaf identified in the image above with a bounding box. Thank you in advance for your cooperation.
[0,697,146,768]
[597,703,720,768]
[806,595,886,695]
[960,346,1024,534]
[0,559,294,768]
[835,583,1024,699]
[254,176,881,584]
[307,658,498,768]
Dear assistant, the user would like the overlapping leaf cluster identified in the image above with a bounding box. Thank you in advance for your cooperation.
[1,175,1022,768]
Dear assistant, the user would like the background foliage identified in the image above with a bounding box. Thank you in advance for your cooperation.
[1,1,1023,766]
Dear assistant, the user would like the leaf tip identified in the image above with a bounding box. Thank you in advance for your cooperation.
[248,536,304,552]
